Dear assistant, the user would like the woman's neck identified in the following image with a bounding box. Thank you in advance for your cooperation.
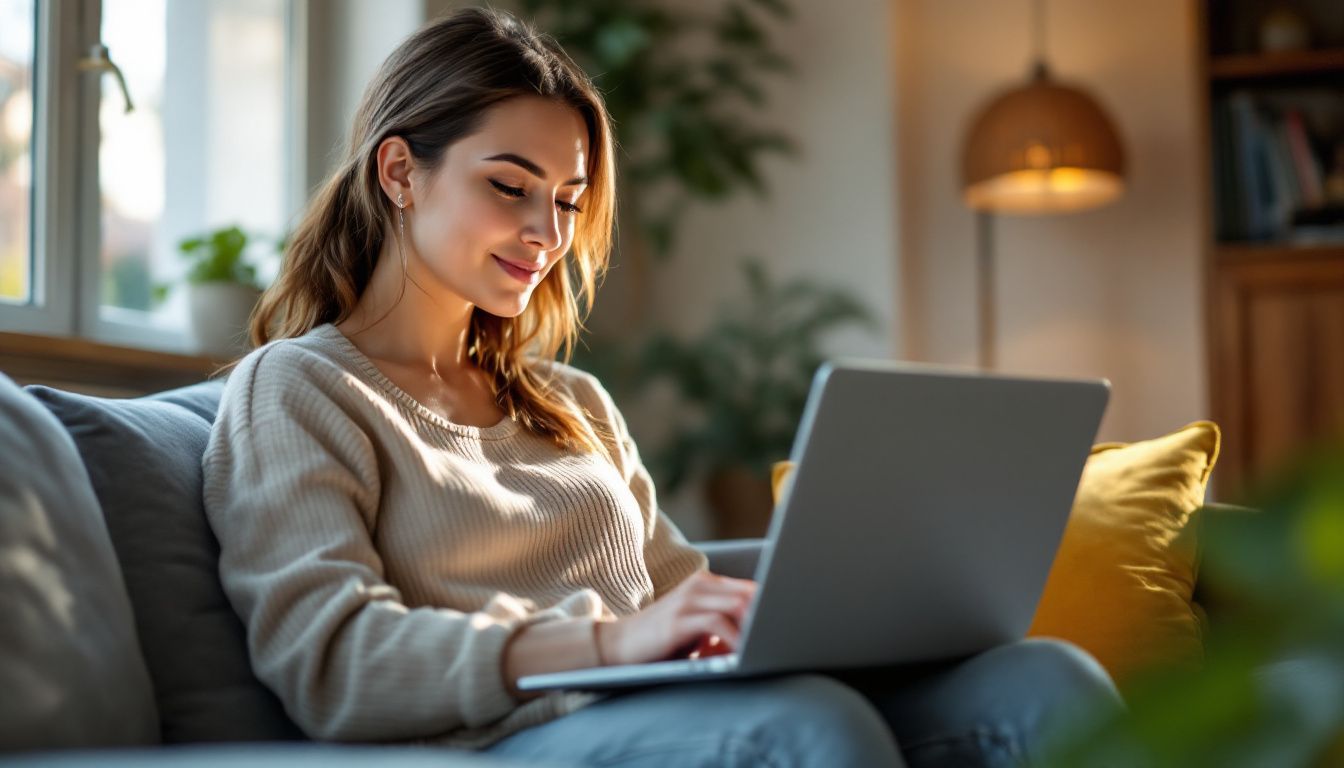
[335,234,477,380]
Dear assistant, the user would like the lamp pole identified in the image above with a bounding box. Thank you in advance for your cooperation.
[977,211,997,370]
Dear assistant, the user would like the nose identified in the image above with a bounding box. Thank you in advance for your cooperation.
[522,198,563,253]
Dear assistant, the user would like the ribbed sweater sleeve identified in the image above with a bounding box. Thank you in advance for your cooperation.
[201,344,588,742]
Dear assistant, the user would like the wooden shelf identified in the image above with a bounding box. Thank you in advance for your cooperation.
[1209,48,1344,80]
[0,330,230,397]
[1214,242,1344,265]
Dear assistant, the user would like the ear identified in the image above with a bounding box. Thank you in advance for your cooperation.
[376,136,415,208]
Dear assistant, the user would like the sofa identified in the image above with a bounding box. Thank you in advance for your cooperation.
[0,372,762,766]
[2,367,1246,765]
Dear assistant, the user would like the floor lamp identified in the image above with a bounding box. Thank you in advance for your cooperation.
[959,0,1126,370]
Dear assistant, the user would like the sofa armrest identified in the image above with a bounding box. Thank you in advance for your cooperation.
[693,539,765,580]
[1192,501,1261,623]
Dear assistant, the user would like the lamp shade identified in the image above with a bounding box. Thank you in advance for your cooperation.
[961,66,1125,214]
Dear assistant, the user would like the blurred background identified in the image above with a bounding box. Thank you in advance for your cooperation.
[0,0,1341,541]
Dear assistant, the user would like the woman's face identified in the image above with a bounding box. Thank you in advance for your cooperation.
[403,95,590,319]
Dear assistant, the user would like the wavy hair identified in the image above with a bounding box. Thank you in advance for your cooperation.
[221,6,619,457]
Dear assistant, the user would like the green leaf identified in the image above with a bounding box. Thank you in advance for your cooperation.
[175,224,261,287]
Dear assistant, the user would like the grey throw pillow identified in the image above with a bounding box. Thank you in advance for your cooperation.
[0,371,159,750]
[26,379,306,744]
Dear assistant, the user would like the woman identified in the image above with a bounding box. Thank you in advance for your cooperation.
[202,7,1121,766]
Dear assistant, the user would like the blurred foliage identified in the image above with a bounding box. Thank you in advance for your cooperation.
[152,225,278,305]
[519,0,799,258]
[515,0,866,503]
[625,257,877,495]
[1039,441,1344,767]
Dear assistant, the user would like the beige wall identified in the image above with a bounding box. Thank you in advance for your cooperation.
[628,0,901,360]
[300,0,427,198]
[603,0,902,538]
[895,0,1209,444]
[649,0,1210,532]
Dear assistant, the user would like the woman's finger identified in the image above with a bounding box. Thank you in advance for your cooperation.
[687,594,751,618]
[682,614,741,648]
[689,574,757,598]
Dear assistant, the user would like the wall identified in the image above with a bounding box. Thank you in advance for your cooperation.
[894,0,1209,444]
[300,0,427,199]
[594,0,903,538]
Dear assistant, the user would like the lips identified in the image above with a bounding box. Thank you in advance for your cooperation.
[493,255,542,273]
[493,254,543,284]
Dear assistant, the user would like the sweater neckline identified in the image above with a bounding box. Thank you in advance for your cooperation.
[312,323,521,440]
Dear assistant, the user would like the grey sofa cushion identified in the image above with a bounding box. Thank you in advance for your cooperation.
[0,372,159,750]
[0,744,543,766]
[26,379,305,744]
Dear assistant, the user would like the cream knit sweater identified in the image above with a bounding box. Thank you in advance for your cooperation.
[201,322,708,749]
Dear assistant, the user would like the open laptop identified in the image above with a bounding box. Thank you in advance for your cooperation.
[517,358,1110,692]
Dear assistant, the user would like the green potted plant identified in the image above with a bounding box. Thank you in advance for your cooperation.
[521,0,798,262]
[1038,443,1344,766]
[153,225,274,358]
[631,257,879,539]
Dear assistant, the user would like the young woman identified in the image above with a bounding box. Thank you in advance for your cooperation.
[202,7,1121,766]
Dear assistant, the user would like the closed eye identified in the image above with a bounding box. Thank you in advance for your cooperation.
[489,179,584,214]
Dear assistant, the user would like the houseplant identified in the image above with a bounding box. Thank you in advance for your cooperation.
[630,257,878,539]
[152,225,274,358]
[520,0,798,262]
[522,0,800,360]
[1038,442,1344,766]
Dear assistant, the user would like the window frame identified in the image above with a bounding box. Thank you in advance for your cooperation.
[0,0,307,354]
[0,0,82,336]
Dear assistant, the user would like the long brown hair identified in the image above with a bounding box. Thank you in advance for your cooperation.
[222,6,620,457]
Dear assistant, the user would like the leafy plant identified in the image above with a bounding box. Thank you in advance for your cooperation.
[520,0,799,258]
[630,257,878,494]
[151,225,274,304]
[1038,443,1344,767]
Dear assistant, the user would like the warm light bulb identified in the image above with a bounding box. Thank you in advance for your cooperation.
[963,166,1124,214]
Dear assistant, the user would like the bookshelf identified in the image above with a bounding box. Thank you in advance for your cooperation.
[1199,0,1344,499]
[1209,47,1344,79]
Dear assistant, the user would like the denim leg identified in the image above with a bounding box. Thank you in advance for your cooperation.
[830,638,1124,768]
[482,673,905,768]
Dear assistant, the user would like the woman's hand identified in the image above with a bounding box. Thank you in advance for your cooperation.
[595,570,757,666]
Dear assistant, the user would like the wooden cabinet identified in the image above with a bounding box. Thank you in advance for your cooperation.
[1210,247,1344,495]
[1197,1,1344,498]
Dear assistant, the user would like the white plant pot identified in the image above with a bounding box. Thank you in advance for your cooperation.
[187,281,262,358]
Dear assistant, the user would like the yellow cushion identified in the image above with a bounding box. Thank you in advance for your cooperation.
[1029,421,1220,686]
[768,420,1220,688]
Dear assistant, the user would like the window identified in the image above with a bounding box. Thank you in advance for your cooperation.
[0,0,299,353]
[0,0,35,306]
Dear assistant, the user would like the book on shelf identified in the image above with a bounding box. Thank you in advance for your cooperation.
[1212,90,1342,245]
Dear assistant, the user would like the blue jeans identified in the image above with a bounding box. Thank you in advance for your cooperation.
[482,638,1123,767]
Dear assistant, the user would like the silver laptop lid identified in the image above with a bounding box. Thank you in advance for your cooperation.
[735,359,1109,673]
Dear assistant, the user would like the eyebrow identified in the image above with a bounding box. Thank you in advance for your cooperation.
[483,153,587,186]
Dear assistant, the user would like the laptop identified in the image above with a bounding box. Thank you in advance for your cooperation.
[516,358,1110,692]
